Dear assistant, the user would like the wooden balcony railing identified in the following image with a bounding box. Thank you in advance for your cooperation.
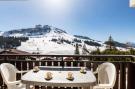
[0,54,135,89]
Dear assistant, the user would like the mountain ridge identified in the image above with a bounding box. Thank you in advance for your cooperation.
[1,25,102,54]
[0,25,101,46]
[1,25,67,37]
[0,25,133,54]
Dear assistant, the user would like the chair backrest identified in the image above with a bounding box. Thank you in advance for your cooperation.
[97,62,116,86]
[0,63,18,85]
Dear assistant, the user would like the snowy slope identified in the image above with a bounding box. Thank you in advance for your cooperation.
[1,25,115,54]
[1,25,129,54]
[13,25,105,54]
[17,30,80,55]
[17,37,75,55]
[17,37,106,55]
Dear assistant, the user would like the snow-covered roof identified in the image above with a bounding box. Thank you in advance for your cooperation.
[0,49,32,55]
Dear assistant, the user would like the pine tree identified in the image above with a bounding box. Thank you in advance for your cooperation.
[96,47,101,54]
[74,43,80,55]
[82,44,89,55]
[90,47,100,55]
[130,48,135,55]
[105,35,116,50]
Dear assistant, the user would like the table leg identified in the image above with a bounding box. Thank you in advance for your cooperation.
[90,86,93,89]
[26,84,30,89]
[83,86,90,89]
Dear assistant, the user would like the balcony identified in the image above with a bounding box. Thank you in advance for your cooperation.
[0,54,135,89]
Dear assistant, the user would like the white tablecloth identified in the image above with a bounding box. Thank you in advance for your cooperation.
[21,66,96,89]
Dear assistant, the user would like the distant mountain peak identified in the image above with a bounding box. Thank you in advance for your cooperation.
[2,25,67,37]
[126,42,135,48]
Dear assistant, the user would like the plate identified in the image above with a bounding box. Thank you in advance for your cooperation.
[80,70,87,74]
[66,77,74,81]
[45,77,53,80]
[33,69,40,72]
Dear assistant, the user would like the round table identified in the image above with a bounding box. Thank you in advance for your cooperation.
[21,66,96,89]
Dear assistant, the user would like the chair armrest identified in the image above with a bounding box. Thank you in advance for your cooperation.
[93,70,98,74]
[93,66,99,74]
[93,84,112,88]
[8,80,21,85]
[17,70,29,74]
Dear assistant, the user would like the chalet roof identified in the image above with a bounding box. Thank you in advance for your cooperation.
[0,49,32,55]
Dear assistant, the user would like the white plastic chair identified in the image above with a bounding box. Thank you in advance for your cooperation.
[0,63,28,89]
[93,62,116,89]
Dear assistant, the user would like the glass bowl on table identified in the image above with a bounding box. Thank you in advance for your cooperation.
[33,66,40,72]
[66,72,74,81]
[80,67,87,74]
[45,72,53,80]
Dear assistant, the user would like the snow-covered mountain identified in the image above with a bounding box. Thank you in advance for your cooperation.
[2,25,67,37]
[0,25,106,54]
[126,42,135,48]
[0,31,4,36]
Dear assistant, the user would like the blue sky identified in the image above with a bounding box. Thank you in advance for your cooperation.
[0,0,135,43]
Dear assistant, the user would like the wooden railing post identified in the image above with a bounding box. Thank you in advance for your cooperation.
[0,54,135,89]
[127,62,135,89]
[62,57,64,68]
[120,62,126,89]
[113,62,119,89]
